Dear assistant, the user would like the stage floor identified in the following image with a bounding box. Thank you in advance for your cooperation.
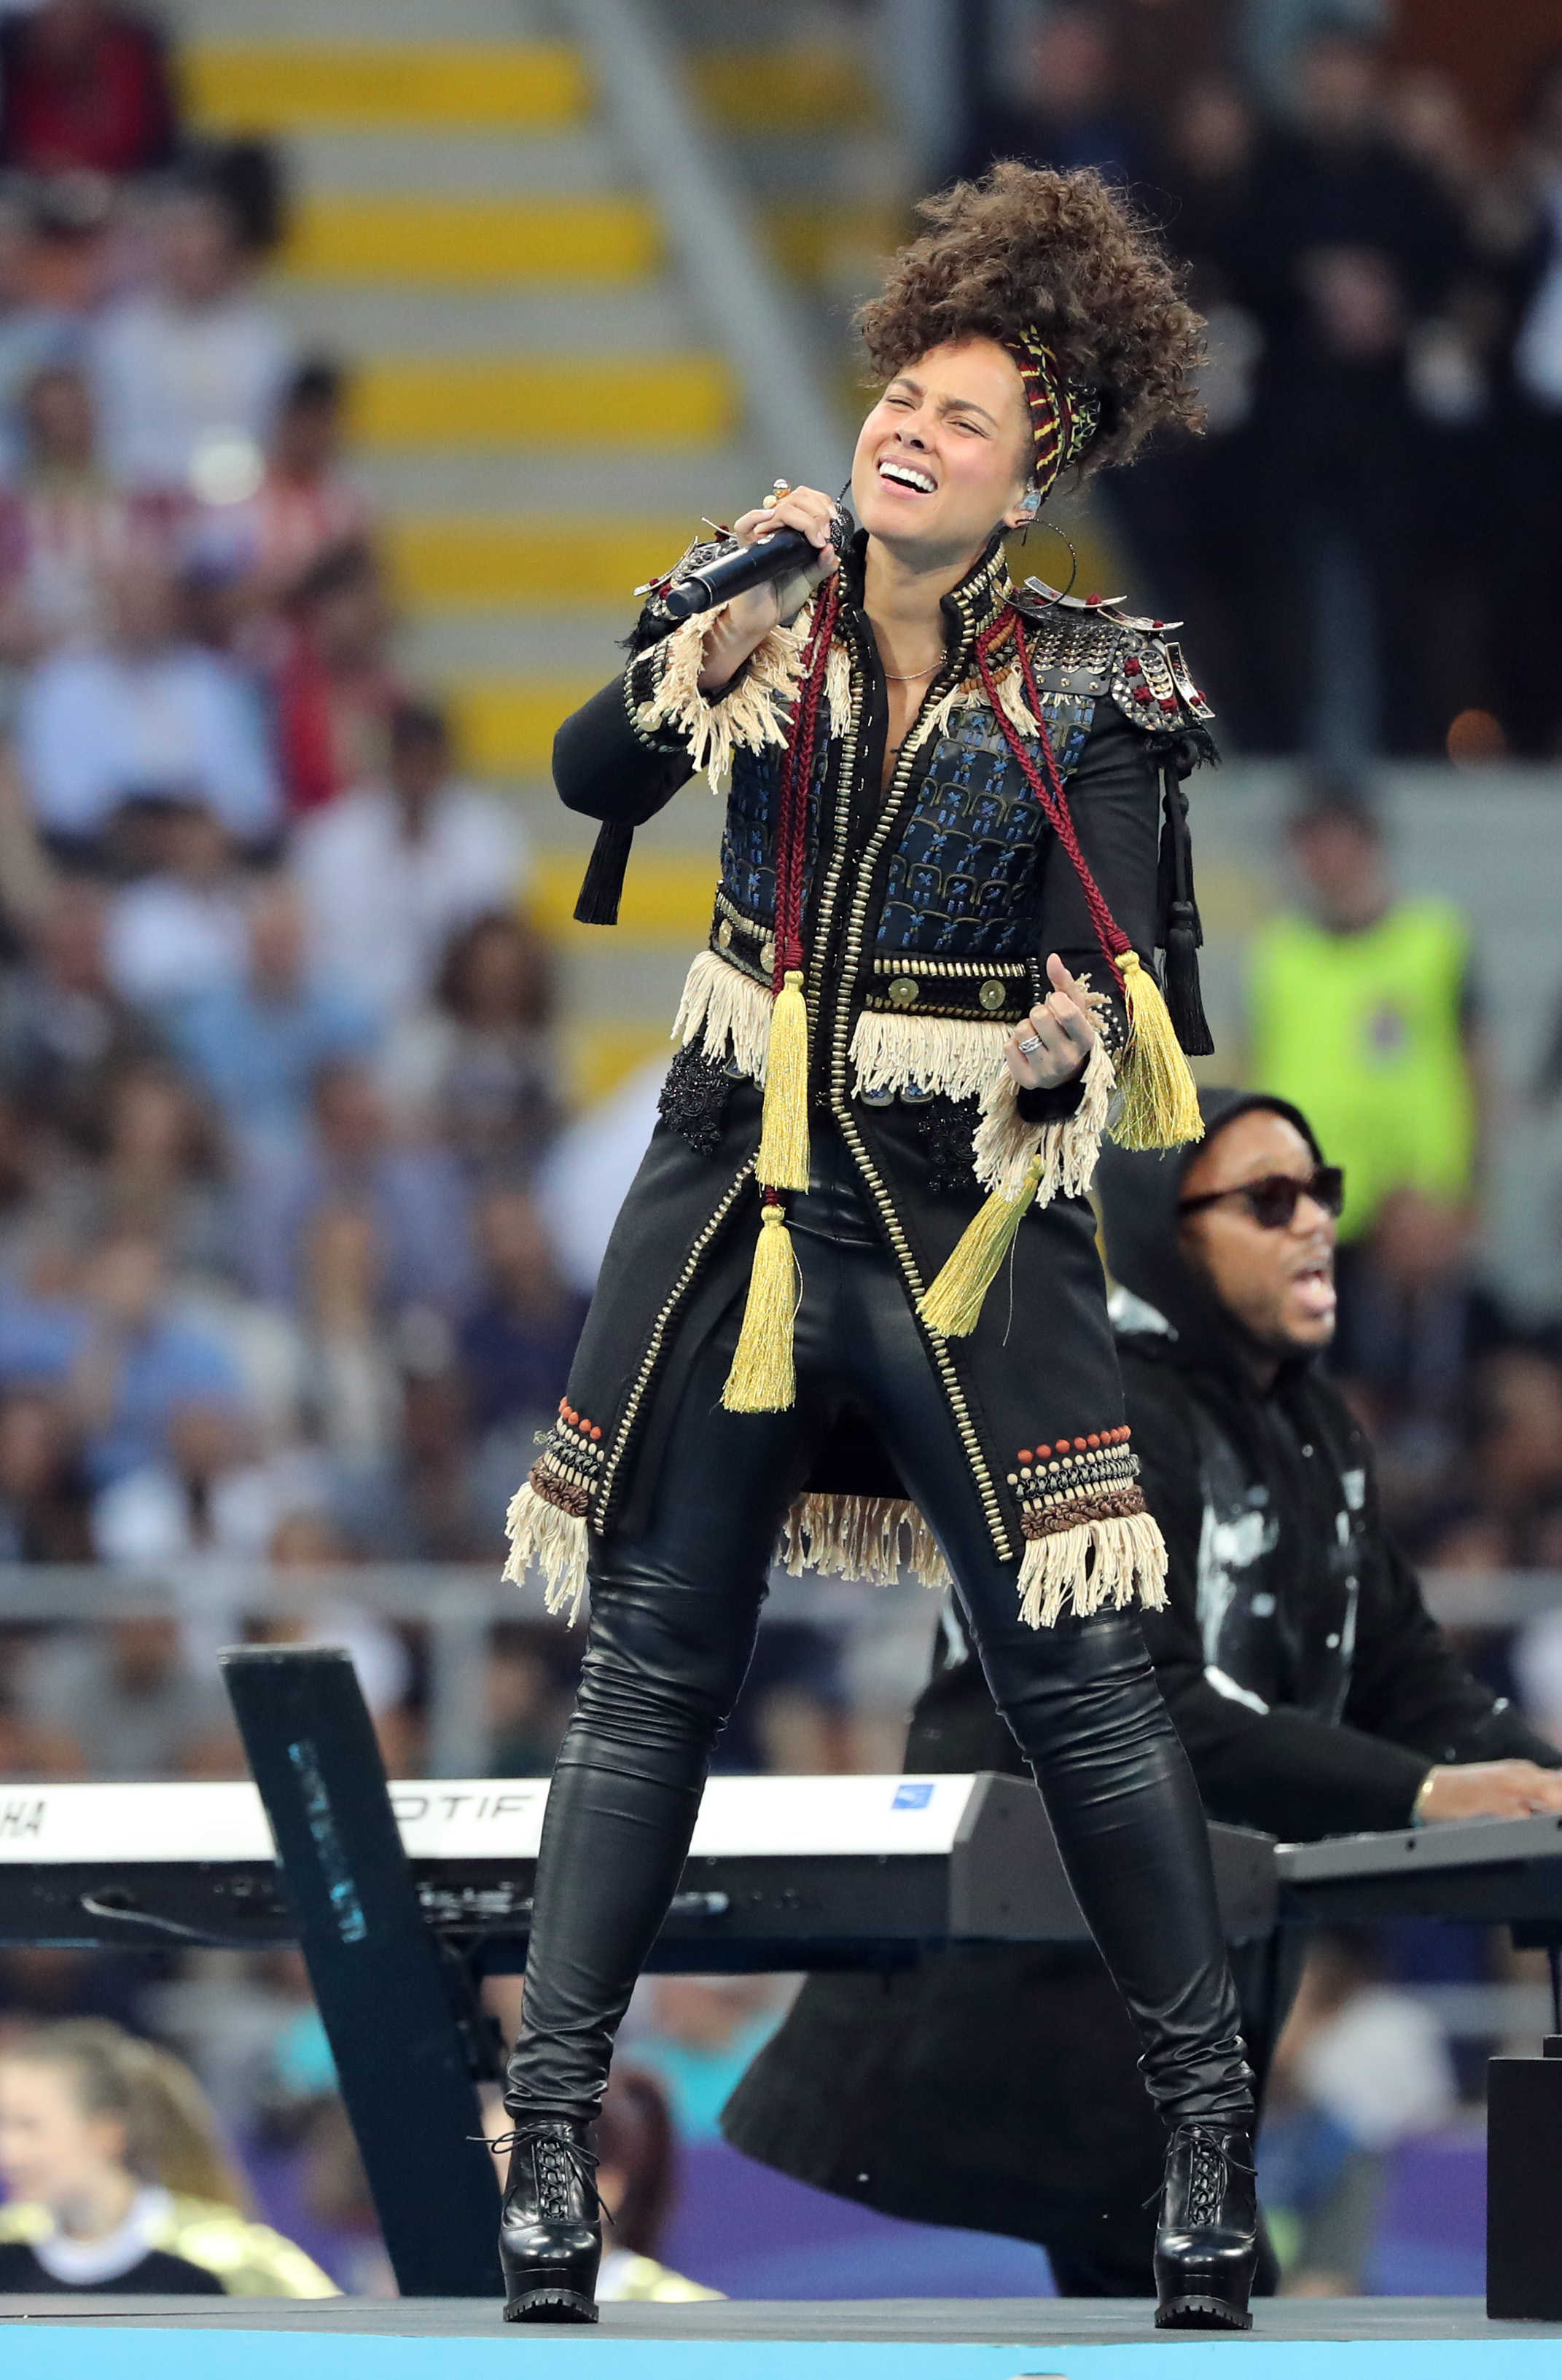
[0,2297,1559,2376]
[0,2295,1554,2338]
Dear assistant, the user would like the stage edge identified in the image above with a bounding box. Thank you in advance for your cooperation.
[0,2332,1560,2379]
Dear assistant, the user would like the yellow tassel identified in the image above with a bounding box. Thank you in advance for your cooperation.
[755,968,811,1191]
[1114,948,1204,1152]
[722,1202,800,1411]
[918,1154,1044,1338]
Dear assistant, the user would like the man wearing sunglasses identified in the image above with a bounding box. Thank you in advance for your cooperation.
[725,1085,1562,2294]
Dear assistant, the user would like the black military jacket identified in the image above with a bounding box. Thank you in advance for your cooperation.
[505,533,1214,1617]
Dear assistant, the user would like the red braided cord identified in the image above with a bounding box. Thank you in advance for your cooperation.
[1011,626,1129,962]
[974,614,1128,989]
[771,574,840,986]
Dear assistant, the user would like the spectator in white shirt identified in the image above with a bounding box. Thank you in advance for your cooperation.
[15,550,280,855]
[104,804,251,1017]
[86,173,294,496]
[295,700,528,1025]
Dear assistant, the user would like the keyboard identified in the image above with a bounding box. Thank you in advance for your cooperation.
[0,1772,1277,1968]
[1277,1811,1562,1930]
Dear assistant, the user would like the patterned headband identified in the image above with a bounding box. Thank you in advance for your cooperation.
[1004,330,1101,502]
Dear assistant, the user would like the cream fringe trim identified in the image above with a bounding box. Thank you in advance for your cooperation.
[635,592,850,794]
[503,1481,589,1625]
[848,1011,1010,1105]
[673,958,1117,1191]
[988,650,1042,740]
[926,650,1039,745]
[503,1465,1164,1632]
[637,613,803,791]
[972,1031,1115,1201]
[673,947,772,1081]
[780,1493,953,1591]
[1018,1508,1168,1629]
[824,638,852,737]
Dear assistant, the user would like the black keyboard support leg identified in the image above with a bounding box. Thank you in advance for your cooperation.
[220,1645,501,2297]
[1488,1922,1562,2320]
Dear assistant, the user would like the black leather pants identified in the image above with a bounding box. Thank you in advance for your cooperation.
[506,1130,1252,2133]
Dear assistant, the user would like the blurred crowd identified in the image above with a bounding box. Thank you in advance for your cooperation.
[0,0,595,1783]
[955,6,1562,765]
[0,0,637,2287]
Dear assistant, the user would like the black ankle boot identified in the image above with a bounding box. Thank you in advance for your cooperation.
[496,2118,601,2324]
[1154,2122,1258,2331]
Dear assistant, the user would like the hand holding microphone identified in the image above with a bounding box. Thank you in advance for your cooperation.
[692,482,842,694]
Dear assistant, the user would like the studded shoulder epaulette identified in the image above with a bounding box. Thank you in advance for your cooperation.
[1007,579,1214,1060]
[1011,577,1216,738]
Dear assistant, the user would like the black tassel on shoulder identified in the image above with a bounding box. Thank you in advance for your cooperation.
[1163,900,1213,1056]
[1156,763,1214,1057]
[573,818,634,926]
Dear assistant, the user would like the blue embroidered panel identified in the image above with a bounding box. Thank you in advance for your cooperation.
[716,731,832,926]
[875,694,1097,958]
[714,689,1098,953]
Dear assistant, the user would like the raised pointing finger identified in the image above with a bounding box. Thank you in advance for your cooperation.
[1045,952,1090,1003]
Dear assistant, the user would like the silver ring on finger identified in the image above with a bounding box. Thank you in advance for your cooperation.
[1017,1035,1042,1055]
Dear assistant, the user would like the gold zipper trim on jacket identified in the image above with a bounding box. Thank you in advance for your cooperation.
[596,1156,757,1530]
[805,548,1006,1055]
[826,592,1013,1563]
[831,1095,1009,1559]
[803,642,862,1064]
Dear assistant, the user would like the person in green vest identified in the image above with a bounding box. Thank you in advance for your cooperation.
[1246,783,1484,1246]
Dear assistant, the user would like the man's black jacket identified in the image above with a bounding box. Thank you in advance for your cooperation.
[907,1086,1554,1828]
[722,1088,1558,2269]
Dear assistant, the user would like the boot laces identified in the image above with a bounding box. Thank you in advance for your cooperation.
[477,2126,610,2228]
[1146,2124,1255,2219]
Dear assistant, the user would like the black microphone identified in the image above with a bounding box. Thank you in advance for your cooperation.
[661,527,817,621]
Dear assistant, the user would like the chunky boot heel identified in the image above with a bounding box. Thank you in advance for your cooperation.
[1154,2123,1257,2331]
[496,2118,602,2325]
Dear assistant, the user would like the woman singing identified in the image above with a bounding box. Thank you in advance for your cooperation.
[498,162,1257,2330]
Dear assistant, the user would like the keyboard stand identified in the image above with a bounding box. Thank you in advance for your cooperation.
[220,1645,502,2298]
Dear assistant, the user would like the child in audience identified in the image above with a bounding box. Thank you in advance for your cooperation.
[0,2019,336,2294]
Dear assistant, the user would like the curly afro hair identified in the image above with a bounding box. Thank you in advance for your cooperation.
[855,162,1205,478]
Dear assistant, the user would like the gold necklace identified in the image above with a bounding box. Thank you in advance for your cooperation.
[883,660,942,682]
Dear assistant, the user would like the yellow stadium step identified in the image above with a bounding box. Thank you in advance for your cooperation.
[285,195,660,286]
[184,42,589,130]
[764,199,905,286]
[529,849,717,945]
[187,39,869,137]
[386,516,695,608]
[690,48,877,133]
[449,677,595,776]
[351,356,735,450]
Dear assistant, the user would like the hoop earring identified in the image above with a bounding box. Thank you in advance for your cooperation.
[1020,518,1078,600]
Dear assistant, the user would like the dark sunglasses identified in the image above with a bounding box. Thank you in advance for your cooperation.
[1179,1166,1345,1231]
